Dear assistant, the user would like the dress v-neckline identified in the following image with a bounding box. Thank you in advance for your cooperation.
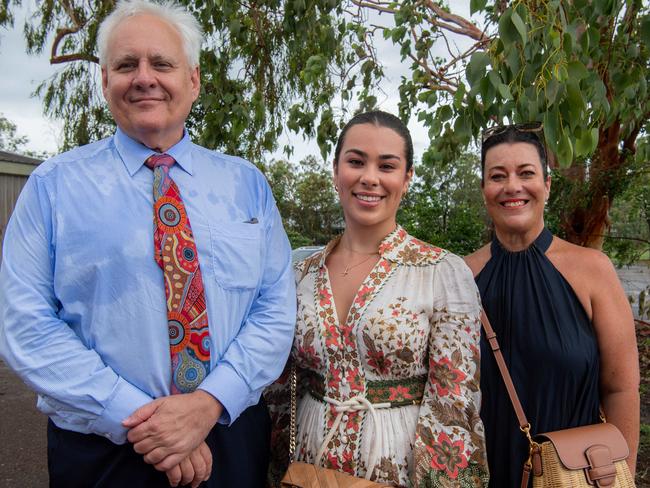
[312,225,405,332]
[323,257,383,328]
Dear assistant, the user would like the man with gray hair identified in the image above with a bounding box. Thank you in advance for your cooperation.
[0,1,295,486]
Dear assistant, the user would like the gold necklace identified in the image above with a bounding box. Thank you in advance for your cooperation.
[341,253,379,276]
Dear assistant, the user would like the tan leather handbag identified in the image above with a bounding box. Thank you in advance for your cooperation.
[281,461,386,488]
[481,311,635,488]
[279,364,385,488]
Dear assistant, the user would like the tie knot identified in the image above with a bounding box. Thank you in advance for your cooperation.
[145,153,176,170]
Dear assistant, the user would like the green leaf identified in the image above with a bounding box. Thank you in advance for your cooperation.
[454,113,471,143]
[391,26,406,42]
[550,29,561,49]
[479,76,495,107]
[438,105,453,122]
[453,83,466,110]
[430,118,442,137]
[543,110,559,154]
[510,11,527,46]
[466,52,490,88]
[562,32,573,56]
[545,79,560,106]
[497,83,512,100]
[575,128,594,157]
[498,10,518,45]
[470,0,487,15]
[641,17,650,46]
[566,81,585,124]
[557,130,574,168]
[505,45,521,74]
[488,70,501,89]
[567,61,588,81]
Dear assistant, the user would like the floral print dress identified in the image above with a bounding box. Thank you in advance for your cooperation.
[267,227,489,487]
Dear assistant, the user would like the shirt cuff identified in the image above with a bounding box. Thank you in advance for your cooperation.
[89,377,154,444]
[199,363,251,425]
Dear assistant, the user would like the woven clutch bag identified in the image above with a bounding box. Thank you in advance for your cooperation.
[281,462,385,488]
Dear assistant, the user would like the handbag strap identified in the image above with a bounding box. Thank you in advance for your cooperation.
[289,361,297,463]
[479,310,530,430]
[287,254,320,463]
[479,310,535,488]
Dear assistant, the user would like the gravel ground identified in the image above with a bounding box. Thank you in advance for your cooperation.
[0,360,47,487]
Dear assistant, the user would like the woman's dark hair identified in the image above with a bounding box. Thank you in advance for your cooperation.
[333,110,414,172]
[481,126,548,180]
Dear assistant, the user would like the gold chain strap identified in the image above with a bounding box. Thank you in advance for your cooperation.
[289,362,297,462]
[288,252,319,462]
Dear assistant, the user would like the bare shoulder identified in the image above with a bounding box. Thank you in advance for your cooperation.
[546,235,622,319]
[547,235,616,280]
[463,244,491,278]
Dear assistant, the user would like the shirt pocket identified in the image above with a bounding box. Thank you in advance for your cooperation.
[208,221,264,290]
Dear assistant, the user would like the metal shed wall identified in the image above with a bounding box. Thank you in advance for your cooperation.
[0,173,30,250]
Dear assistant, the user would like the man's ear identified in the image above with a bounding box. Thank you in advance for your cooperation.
[190,65,201,102]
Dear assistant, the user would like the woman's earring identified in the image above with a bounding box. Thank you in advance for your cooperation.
[335,185,339,192]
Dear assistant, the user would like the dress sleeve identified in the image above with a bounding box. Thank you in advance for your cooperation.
[412,254,489,486]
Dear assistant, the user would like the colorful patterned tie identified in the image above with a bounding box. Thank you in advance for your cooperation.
[146,154,211,394]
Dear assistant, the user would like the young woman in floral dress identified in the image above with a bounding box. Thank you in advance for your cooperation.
[267,111,489,487]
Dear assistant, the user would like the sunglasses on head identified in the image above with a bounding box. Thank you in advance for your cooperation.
[482,122,543,143]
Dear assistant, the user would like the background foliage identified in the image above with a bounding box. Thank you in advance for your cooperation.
[262,156,342,247]
[0,0,648,254]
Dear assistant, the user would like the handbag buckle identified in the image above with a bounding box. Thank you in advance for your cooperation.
[584,445,617,487]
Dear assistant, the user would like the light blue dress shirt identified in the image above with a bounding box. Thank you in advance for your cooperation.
[0,128,296,444]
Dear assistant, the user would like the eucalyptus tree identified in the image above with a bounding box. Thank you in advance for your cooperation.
[3,0,648,248]
[373,0,649,248]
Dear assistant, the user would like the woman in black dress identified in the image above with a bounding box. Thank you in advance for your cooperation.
[464,124,639,487]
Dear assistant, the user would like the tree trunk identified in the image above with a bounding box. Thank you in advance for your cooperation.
[561,123,623,250]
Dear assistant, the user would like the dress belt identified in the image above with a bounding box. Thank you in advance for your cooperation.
[315,394,391,478]
[304,372,427,480]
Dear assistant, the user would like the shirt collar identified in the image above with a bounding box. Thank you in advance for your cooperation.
[317,225,408,269]
[114,127,194,176]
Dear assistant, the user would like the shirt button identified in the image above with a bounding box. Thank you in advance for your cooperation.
[341,435,349,443]
[341,377,347,385]
[342,414,349,422]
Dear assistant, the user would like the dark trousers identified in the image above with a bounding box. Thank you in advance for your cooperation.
[48,399,270,488]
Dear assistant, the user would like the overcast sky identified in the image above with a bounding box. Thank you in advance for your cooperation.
[0,2,474,161]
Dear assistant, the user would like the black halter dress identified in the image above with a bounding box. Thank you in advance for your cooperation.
[476,228,601,487]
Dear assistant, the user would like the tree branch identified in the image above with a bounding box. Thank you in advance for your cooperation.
[406,51,458,94]
[51,52,100,64]
[50,0,98,65]
[349,0,396,15]
[60,0,82,27]
[420,0,488,42]
[596,234,650,246]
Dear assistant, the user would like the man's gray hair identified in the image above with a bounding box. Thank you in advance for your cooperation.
[97,0,202,67]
